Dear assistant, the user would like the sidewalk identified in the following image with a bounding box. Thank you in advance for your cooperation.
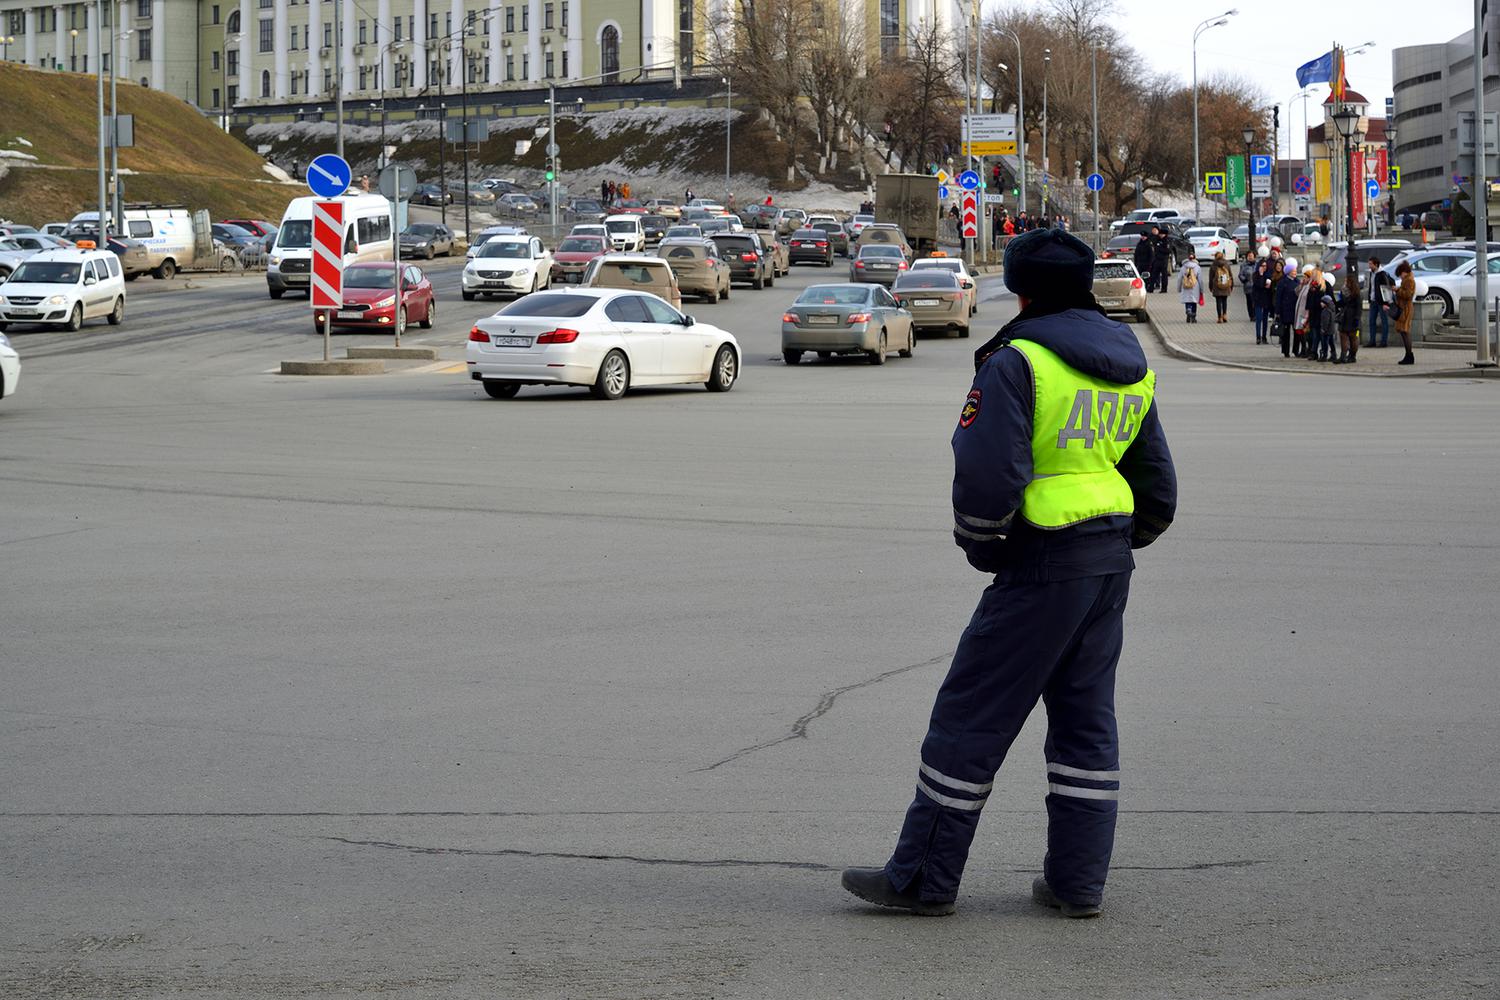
[1143,293,1499,378]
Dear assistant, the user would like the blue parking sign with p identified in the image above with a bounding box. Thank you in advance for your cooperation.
[1250,155,1272,176]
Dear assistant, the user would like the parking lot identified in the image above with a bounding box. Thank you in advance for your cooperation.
[3,260,1498,998]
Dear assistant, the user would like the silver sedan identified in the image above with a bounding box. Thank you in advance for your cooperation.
[780,283,914,366]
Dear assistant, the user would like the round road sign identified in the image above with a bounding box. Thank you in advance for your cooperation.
[307,153,352,198]
[1085,172,1104,192]
[377,164,418,202]
[958,170,981,191]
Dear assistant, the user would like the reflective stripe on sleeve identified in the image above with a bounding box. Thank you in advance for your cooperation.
[953,509,1013,529]
[954,524,1003,542]
[920,762,994,795]
[1047,782,1119,801]
[917,777,986,811]
[1047,762,1121,781]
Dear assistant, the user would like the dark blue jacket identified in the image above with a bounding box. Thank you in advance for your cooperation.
[1274,274,1300,325]
[953,300,1178,582]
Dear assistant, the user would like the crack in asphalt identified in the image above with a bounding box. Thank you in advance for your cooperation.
[321,836,836,870]
[694,652,952,772]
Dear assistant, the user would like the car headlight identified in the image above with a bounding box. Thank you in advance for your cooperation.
[370,295,396,309]
[0,333,10,347]
[48,295,67,305]
[269,254,282,266]
[464,264,476,273]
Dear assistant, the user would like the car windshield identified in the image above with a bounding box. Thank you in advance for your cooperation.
[10,261,82,283]
[598,262,663,284]
[344,266,395,288]
[643,216,669,227]
[498,293,597,318]
[853,215,875,224]
[606,220,637,233]
[277,220,312,248]
[700,220,729,232]
[894,272,956,289]
[861,245,903,258]
[404,225,438,237]
[1126,210,1153,222]
[217,224,253,238]
[792,230,823,239]
[915,260,961,272]
[557,238,604,253]
[480,242,530,258]
[796,286,869,305]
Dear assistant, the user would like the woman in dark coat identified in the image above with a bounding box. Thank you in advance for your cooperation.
[1274,262,1300,357]
[1250,258,1273,344]
[1335,272,1362,363]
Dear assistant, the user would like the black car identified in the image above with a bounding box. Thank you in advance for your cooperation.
[709,232,775,288]
[810,220,849,257]
[413,183,452,206]
[787,228,835,267]
[1116,222,1194,268]
[565,199,607,224]
[641,214,670,244]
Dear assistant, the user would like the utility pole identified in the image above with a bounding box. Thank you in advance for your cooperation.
[724,74,731,207]
[334,0,343,158]
[1091,44,1099,249]
[1042,49,1049,217]
[547,84,558,230]
[459,16,470,241]
[111,13,126,232]
[94,0,105,238]
[1474,0,1494,367]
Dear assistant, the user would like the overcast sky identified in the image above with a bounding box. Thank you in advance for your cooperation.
[1108,3,1475,158]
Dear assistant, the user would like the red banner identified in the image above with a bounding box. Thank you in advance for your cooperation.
[1351,150,1365,228]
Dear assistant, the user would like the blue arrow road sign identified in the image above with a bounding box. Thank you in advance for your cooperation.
[307,153,352,198]
[938,185,950,200]
[958,169,981,191]
[1250,154,1272,176]
[1366,179,1381,200]
[1085,172,1104,192]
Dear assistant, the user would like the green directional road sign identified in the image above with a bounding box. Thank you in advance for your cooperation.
[1226,155,1246,202]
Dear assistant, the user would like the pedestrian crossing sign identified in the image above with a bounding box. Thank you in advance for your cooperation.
[1203,172,1226,195]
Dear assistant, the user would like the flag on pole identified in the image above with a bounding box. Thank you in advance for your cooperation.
[1295,51,1335,88]
[1332,46,1347,101]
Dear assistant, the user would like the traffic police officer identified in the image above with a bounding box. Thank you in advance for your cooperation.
[841,228,1178,918]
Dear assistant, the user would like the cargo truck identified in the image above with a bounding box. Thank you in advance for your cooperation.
[874,173,940,254]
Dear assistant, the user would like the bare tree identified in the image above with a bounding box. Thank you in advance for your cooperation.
[708,0,819,173]
[801,0,868,169]
[871,21,963,174]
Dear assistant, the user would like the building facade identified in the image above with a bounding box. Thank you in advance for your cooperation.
[1391,8,1500,216]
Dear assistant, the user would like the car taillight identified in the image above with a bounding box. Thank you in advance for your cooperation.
[847,312,872,323]
[943,292,960,301]
[1130,277,1144,289]
[897,262,908,270]
[469,327,490,342]
[855,261,865,268]
[741,253,756,261]
[781,312,799,323]
[536,328,579,344]
[816,241,827,247]
[1209,240,1219,246]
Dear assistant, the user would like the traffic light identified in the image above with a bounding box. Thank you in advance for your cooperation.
[1273,105,1280,131]
[545,169,555,182]
[1012,186,1020,197]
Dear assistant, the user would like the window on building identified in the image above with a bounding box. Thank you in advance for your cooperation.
[561,49,567,76]
[521,52,527,77]
[260,68,270,96]
[228,83,238,103]
[259,0,271,9]
[444,12,451,36]
[544,50,552,77]
[544,2,553,29]
[560,1,567,33]
[879,0,898,56]
[323,23,332,47]
[136,0,150,18]
[505,6,513,31]
[289,29,297,49]
[137,29,150,61]
[102,53,110,72]
[394,16,402,41]
[324,68,332,89]
[212,85,221,107]
[358,18,366,43]
[678,0,692,70]
[290,72,298,94]
[212,49,220,69]
[429,13,437,37]
[521,4,528,30]
[373,20,379,43]
[227,48,238,75]
[227,9,240,32]
[600,24,618,82]
[407,15,413,40]
[211,4,220,24]
[358,64,366,88]
[259,18,273,51]
[505,53,513,80]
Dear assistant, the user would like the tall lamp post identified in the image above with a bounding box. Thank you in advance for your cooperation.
[997,25,1024,214]
[221,30,240,132]
[722,75,731,206]
[1385,121,1397,226]
[1192,9,1236,220]
[1042,48,1050,218]
[1242,125,1257,251]
[69,27,78,70]
[2,35,15,60]
[1331,106,1362,276]
[111,22,133,232]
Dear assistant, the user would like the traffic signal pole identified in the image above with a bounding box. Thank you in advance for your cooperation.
[1473,0,1494,367]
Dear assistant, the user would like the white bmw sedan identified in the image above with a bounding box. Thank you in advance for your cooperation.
[0,331,19,400]
[466,288,740,400]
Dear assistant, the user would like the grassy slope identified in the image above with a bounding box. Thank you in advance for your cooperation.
[0,61,298,225]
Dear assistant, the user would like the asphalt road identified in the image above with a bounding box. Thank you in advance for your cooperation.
[2,260,1496,999]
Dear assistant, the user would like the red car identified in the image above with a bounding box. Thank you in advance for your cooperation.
[550,234,610,283]
[610,199,650,216]
[312,262,436,333]
[222,218,277,238]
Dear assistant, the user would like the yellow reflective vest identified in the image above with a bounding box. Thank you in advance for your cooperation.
[1007,338,1157,529]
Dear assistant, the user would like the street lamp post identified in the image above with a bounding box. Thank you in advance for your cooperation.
[93,2,104,243]
[1242,125,1257,252]
[1042,48,1050,218]
[1385,121,1397,226]
[997,26,1024,214]
[70,27,78,70]
[111,23,131,231]
[1192,9,1236,220]
[2,35,15,60]
[1331,106,1362,280]
[221,31,240,132]
[722,75,731,207]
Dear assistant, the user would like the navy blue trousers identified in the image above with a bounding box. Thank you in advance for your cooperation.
[884,571,1131,906]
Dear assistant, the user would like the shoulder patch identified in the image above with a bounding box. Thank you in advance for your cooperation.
[959,388,982,428]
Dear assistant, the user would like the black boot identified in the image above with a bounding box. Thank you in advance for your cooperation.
[841,868,955,916]
[1399,351,1415,365]
[1032,875,1103,919]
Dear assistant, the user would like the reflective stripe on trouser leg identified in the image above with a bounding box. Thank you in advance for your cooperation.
[1041,570,1130,907]
[884,574,1120,903]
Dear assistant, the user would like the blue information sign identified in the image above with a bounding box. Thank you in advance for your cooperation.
[957,170,980,191]
[938,185,950,200]
[1366,179,1381,200]
[1085,173,1104,192]
[1250,154,1272,176]
[307,153,352,198]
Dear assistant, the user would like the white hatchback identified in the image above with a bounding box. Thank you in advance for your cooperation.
[466,288,740,400]
[462,235,553,299]
[0,248,126,331]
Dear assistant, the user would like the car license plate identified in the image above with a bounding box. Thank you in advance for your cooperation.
[485,280,507,286]
[1099,299,1122,308]
[9,310,39,318]
[338,309,363,319]
[286,275,308,284]
[913,298,938,307]
[493,335,531,347]
[807,314,839,325]
[873,263,893,269]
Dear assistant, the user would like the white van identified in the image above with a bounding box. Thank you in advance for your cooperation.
[267,194,393,299]
[70,206,197,278]
[604,214,646,253]
[0,247,127,331]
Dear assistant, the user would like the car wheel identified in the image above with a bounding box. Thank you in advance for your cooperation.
[1135,309,1149,323]
[782,349,803,365]
[65,303,83,332]
[958,325,970,339]
[817,351,832,359]
[753,274,764,290]
[767,270,775,287]
[482,380,521,399]
[869,332,887,365]
[462,290,475,301]
[590,349,630,400]
[0,321,8,332]
[0,268,9,282]
[154,259,176,280]
[721,284,729,300]
[394,306,407,337]
[898,329,913,358]
[268,286,283,299]
[1427,289,1454,317]
[107,297,124,326]
[124,272,141,282]
[419,299,435,329]
[706,344,737,392]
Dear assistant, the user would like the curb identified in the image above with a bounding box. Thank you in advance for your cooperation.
[279,359,386,375]
[1141,312,1500,380]
[345,346,441,360]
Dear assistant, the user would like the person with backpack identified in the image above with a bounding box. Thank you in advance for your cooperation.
[1335,272,1362,364]
[1177,255,1203,322]
[1238,255,1256,320]
[1208,252,1235,323]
